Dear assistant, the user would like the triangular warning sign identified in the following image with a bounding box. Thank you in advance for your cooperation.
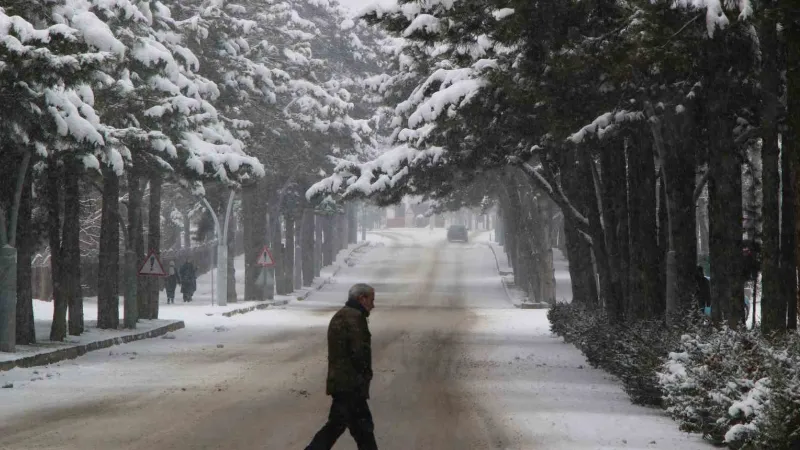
[138,250,168,276]
[256,246,276,267]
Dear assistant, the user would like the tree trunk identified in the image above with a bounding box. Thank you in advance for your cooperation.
[322,215,333,266]
[647,100,700,318]
[760,13,784,332]
[782,138,798,330]
[707,103,744,327]
[499,191,519,275]
[496,213,505,245]
[302,208,315,286]
[361,204,367,242]
[334,214,344,255]
[123,245,138,329]
[243,183,266,300]
[279,217,292,295]
[48,162,67,340]
[314,213,323,276]
[294,226,302,289]
[124,173,140,327]
[145,174,162,318]
[599,139,629,318]
[128,169,146,320]
[697,191,710,257]
[285,214,296,291]
[708,142,744,327]
[560,149,599,307]
[563,216,597,306]
[341,213,348,251]
[539,199,557,303]
[97,165,120,330]
[789,12,800,331]
[520,183,546,303]
[581,152,621,319]
[269,209,288,295]
[64,159,83,335]
[15,167,34,345]
[627,133,663,319]
[501,182,525,290]
[348,204,358,244]
[183,214,191,249]
[504,207,519,274]
[660,128,699,313]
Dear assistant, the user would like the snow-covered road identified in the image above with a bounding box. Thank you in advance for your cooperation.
[0,229,706,449]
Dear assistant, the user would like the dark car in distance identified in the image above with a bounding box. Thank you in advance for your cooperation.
[447,225,468,242]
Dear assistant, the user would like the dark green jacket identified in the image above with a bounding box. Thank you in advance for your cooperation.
[326,300,372,398]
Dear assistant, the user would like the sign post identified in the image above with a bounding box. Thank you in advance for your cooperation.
[138,250,167,277]
[257,246,276,301]
[137,250,167,316]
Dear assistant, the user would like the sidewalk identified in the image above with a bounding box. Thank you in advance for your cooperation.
[158,240,371,318]
[477,233,565,309]
[1,241,370,372]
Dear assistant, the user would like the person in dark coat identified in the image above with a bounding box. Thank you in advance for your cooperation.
[165,261,181,304]
[695,266,711,311]
[179,261,197,302]
[306,283,377,450]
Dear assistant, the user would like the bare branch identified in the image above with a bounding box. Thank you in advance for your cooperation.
[694,128,759,203]
[734,127,760,146]
[661,14,702,48]
[512,158,591,233]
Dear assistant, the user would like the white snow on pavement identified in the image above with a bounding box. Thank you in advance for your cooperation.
[1,228,709,449]
[468,309,707,449]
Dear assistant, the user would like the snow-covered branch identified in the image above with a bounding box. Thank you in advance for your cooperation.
[513,159,590,233]
[567,110,645,144]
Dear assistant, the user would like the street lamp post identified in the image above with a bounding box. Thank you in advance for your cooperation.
[201,191,236,307]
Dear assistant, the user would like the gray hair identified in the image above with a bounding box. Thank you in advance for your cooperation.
[348,283,375,302]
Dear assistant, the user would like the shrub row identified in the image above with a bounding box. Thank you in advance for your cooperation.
[548,303,800,449]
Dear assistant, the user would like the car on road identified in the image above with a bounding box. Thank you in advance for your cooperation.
[447,225,468,242]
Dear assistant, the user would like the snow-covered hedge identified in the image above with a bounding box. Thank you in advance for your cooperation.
[548,303,685,406]
[660,327,800,448]
[549,303,800,449]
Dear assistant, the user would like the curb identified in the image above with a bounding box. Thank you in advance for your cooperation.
[303,241,371,302]
[332,241,371,278]
[484,243,550,310]
[484,243,517,306]
[0,320,185,372]
[220,242,371,315]
[221,300,290,317]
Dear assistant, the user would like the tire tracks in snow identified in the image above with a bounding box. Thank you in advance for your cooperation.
[0,239,522,450]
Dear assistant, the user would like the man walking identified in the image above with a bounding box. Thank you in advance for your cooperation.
[306,283,378,450]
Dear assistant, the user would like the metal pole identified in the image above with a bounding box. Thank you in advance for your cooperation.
[200,193,235,308]
[210,243,215,306]
[216,190,235,307]
[200,197,220,306]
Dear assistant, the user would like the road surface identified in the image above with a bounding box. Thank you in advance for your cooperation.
[0,230,707,450]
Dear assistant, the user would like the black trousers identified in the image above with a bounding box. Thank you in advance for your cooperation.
[306,395,378,450]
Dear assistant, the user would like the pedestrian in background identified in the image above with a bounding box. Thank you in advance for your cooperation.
[165,261,180,304]
[179,260,197,302]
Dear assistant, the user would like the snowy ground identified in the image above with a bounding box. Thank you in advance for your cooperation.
[0,228,706,450]
[1,243,366,365]
[473,232,574,304]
